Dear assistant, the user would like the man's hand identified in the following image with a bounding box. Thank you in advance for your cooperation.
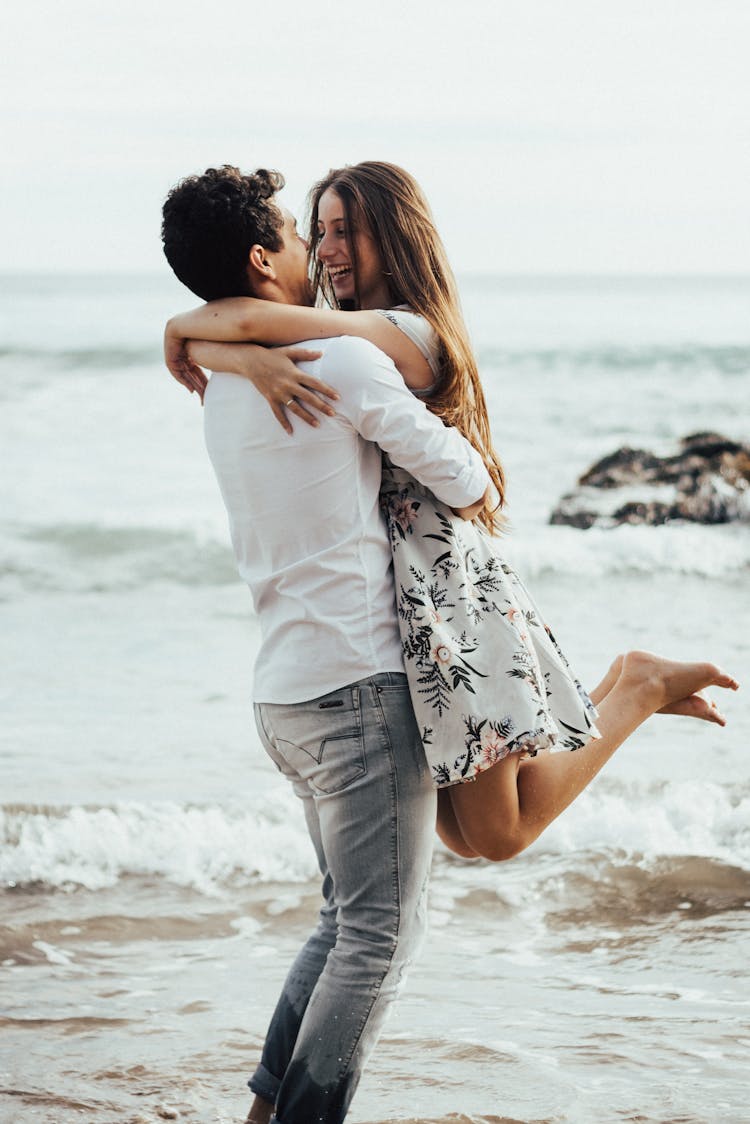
[451,486,491,522]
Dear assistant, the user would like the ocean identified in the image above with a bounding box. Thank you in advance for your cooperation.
[1,273,749,1124]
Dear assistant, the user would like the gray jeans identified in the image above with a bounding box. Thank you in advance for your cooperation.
[250,671,436,1124]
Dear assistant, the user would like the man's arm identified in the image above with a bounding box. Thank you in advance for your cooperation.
[324,336,492,515]
[452,487,492,521]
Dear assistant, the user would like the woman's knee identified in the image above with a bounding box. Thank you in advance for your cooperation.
[436,790,481,858]
[444,836,481,859]
[436,818,480,858]
[461,823,528,863]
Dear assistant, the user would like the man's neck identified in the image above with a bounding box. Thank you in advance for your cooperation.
[250,279,312,307]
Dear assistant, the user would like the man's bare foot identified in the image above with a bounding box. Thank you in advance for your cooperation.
[245,1094,274,1124]
[659,691,727,726]
[619,650,739,713]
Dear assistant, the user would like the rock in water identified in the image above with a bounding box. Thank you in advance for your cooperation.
[550,432,750,528]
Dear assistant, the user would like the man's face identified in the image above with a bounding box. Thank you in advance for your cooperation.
[266,206,313,306]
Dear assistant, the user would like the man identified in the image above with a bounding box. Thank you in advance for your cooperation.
[161,165,490,1124]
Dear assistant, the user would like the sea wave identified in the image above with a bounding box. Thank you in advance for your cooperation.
[0,797,318,893]
[1,519,747,598]
[0,523,237,593]
[502,521,749,578]
[2,780,749,895]
[0,345,159,370]
[478,343,750,377]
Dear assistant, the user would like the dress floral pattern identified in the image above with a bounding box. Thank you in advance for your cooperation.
[380,460,601,787]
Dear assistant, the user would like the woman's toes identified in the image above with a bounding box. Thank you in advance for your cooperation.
[659,693,727,725]
[619,653,739,712]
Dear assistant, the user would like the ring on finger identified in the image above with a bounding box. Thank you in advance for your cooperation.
[285,397,295,407]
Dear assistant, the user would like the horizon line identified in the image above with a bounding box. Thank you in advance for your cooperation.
[2,268,750,282]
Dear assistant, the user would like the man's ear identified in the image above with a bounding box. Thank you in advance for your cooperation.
[247,243,276,285]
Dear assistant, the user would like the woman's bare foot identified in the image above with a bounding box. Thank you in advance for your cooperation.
[660,692,727,726]
[592,653,733,725]
[618,650,739,714]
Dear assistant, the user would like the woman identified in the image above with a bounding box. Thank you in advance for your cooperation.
[165,161,738,861]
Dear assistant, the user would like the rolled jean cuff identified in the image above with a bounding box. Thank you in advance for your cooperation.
[248,1062,280,1104]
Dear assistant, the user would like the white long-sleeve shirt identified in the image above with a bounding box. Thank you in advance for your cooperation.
[203,334,490,703]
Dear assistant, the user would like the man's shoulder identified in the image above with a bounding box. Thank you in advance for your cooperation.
[318,334,394,381]
[315,334,385,364]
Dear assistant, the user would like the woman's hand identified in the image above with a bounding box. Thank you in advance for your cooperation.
[164,328,208,397]
[164,322,338,431]
[237,345,337,433]
[172,335,338,432]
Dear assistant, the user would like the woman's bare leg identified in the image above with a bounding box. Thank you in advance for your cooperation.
[435,651,735,857]
[435,652,625,858]
[445,651,738,862]
[588,653,624,706]
[436,788,479,857]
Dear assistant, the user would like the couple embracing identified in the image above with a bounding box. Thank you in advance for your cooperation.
[161,161,737,1124]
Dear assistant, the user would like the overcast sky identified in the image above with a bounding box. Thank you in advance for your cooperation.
[2,0,749,274]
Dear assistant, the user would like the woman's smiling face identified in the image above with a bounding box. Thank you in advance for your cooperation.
[315,188,391,310]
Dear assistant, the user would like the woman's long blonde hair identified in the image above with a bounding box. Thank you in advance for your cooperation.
[307,161,506,533]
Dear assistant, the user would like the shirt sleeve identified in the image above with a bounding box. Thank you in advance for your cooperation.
[321,335,491,508]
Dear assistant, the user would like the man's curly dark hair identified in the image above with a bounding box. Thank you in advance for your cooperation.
[161,165,286,301]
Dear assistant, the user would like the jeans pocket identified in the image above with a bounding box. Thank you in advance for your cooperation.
[261,688,367,796]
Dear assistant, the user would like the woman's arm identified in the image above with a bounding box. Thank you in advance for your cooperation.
[166,298,433,390]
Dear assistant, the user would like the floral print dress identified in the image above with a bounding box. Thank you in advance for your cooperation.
[377,309,601,788]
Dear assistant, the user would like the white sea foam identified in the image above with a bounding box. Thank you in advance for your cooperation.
[532,779,750,866]
[503,521,749,578]
[2,779,748,895]
[0,797,318,893]
[32,939,74,966]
